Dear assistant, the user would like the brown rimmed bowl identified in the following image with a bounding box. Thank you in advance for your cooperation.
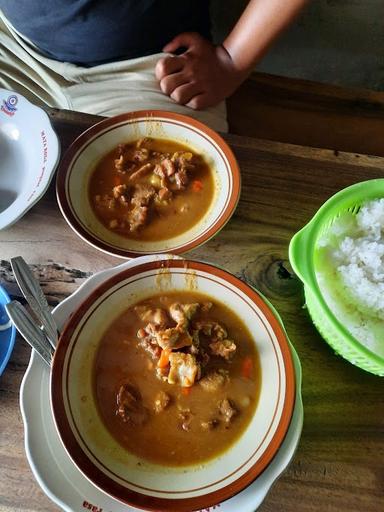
[56,111,240,258]
[50,255,296,512]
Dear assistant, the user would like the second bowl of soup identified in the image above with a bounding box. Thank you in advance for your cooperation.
[51,255,295,511]
[56,111,240,257]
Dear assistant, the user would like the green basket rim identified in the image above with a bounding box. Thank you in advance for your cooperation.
[289,178,384,370]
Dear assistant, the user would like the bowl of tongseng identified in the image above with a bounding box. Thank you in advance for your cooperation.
[56,111,240,258]
[50,256,295,511]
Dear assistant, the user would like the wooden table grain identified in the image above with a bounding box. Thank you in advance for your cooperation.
[0,108,383,512]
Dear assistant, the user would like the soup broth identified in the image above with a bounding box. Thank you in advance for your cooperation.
[89,138,215,241]
[94,291,261,467]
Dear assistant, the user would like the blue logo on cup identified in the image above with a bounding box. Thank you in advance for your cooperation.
[1,95,18,116]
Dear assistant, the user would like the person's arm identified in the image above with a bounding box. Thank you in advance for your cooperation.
[155,0,308,109]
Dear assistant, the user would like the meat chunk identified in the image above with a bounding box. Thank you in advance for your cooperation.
[200,419,219,431]
[196,347,210,367]
[119,194,129,205]
[183,303,200,320]
[199,370,229,392]
[117,384,136,414]
[169,303,199,325]
[201,302,213,313]
[158,187,172,201]
[178,408,193,431]
[156,366,169,381]
[135,306,169,327]
[154,326,192,350]
[154,164,166,179]
[132,297,240,393]
[116,383,149,425]
[154,391,171,413]
[136,137,151,148]
[193,320,227,341]
[133,148,149,162]
[129,163,154,181]
[171,151,195,170]
[94,194,117,210]
[114,154,125,171]
[128,205,148,232]
[138,335,162,360]
[168,303,200,334]
[137,319,175,359]
[114,154,134,174]
[131,184,155,207]
[126,185,156,231]
[173,168,189,190]
[209,339,237,360]
[167,353,200,387]
[161,158,176,177]
[106,141,206,240]
[151,309,169,327]
[188,330,200,355]
[153,164,168,188]
[153,327,180,350]
[218,398,237,423]
[174,330,194,348]
[117,143,127,157]
[168,303,186,325]
[112,184,128,198]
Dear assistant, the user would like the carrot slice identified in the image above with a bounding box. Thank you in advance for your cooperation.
[157,348,171,368]
[242,356,253,379]
[181,386,192,396]
[192,179,203,192]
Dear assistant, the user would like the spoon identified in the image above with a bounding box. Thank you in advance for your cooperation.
[5,300,53,366]
[10,256,58,349]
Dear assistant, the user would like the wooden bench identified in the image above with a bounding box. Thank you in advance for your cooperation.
[227,72,384,157]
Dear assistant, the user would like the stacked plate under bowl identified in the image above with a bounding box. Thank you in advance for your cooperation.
[21,256,303,512]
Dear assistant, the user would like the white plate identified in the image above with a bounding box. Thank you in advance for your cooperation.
[20,259,303,512]
[0,88,60,229]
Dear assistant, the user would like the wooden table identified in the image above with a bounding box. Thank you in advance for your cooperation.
[0,108,383,512]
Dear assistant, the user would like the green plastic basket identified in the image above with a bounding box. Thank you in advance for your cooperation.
[289,179,384,377]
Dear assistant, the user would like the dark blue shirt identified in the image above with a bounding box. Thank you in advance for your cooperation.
[0,0,211,66]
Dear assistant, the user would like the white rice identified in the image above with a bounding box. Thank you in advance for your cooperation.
[316,198,384,357]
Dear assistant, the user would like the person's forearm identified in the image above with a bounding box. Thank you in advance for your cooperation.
[223,0,308,76]
[155,0,308,109]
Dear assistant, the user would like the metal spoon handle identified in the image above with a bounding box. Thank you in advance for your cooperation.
[5,301,53,367]
[10,256,58,348]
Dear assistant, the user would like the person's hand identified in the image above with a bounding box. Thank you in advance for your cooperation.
[155,32,246,110]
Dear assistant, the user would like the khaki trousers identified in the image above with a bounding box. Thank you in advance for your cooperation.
[0,11,228,132]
